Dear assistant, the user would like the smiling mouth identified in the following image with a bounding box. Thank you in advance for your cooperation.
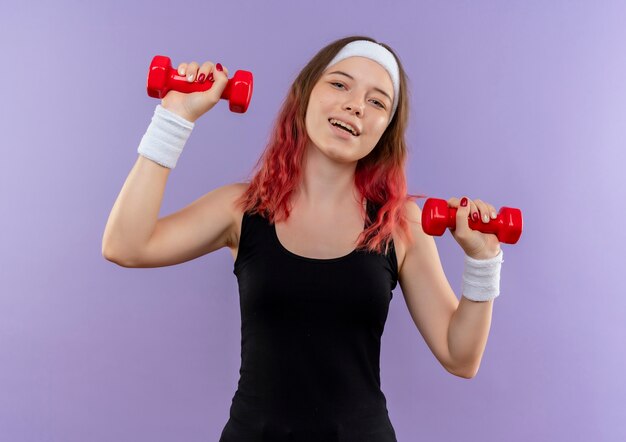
[328,119,359,136]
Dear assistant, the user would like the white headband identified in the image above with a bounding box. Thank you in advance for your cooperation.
[325,40,400,122]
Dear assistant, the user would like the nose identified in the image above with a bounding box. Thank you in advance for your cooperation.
[344,98,364,116]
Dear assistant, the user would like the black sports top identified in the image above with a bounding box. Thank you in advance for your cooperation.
[219,200,399,442]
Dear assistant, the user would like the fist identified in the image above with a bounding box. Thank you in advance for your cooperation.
[161,60,231,122]
[447,196,501,259]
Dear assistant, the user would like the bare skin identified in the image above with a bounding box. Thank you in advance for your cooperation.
[227,56,406,268]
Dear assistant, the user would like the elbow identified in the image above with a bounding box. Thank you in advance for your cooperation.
[445,361,479,379]
[101,230,138,267]
[454,368,478,379]
[102,244,136,268]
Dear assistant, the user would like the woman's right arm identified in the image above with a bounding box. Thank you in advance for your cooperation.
[102,59,237,267]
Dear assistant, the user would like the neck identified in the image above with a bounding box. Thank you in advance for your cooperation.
[295,141,362,210]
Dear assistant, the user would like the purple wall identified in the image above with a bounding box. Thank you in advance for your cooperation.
[2,0,624,440]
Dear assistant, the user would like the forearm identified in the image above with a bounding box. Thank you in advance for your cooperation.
[102,105,194,262]
[447,246,502,377]
[447,295,493,377]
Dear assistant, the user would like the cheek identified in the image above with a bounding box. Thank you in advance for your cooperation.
[305,98,319,118]
[306,100,329,128]
[304,105,323,140]
[367,119,388,139]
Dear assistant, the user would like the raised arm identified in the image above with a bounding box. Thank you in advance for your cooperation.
[102,58,235,267]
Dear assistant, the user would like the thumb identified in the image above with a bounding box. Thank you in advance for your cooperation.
[207,63,229,97]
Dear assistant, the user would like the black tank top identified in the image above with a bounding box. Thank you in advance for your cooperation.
[219,200,399,442]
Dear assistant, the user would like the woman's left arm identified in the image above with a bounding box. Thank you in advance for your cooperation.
[398,199,502,379]
[447,196,503,378]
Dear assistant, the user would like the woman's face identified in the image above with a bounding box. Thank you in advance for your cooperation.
[304,56,395,163]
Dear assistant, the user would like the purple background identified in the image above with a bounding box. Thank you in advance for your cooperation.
[1,0,625,440]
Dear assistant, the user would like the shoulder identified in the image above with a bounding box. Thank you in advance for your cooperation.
[402,199,422,222]
[209,182,249,215]
[395,198,445,284]
[226,181,250,198]
[221,181,250,218]
[391,200,423,274]
[222,182,250,248]
[220,181,249,201]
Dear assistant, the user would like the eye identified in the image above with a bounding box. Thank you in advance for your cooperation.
[331,82,386,109]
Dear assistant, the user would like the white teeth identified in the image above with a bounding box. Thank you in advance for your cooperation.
[329,118,357,136]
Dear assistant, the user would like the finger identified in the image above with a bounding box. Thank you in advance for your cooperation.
[200,63,230,101]
[177,62,188,76]
[473,199,489,223]
[451,196,476,220]
[210,63,230,89]
[479,201,497,223]
[456,196,472,233]
[447,197,459,207]
[470,202,480,223]
[185,61,200,82]
[198,61,215,83]
[472,198,484,223]
[215,62,228,79]
[482,200,497,223]
[208,63,229,82]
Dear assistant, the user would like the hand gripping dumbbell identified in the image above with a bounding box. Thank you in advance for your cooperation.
[146,55,254,113]
[421,198,523,244]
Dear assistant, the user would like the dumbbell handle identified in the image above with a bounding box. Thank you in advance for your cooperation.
[421,197,523,244]
[146,55,253,113]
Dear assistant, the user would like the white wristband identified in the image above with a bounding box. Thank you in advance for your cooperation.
[137,104,195,169]
[462,249,504,302]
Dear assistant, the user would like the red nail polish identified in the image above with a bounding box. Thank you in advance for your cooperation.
[461,197,468,207]
[472,212,479,221]
[198,73,205,83]
[208,72,214,82]
[216,63,223,72]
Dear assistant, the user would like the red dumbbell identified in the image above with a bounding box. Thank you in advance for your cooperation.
[146,55,253,113]
[421,198,523,244]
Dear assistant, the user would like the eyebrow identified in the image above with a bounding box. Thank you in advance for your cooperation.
[327,70,393,105]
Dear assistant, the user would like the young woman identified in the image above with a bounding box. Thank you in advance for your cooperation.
[103,35,504,441]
